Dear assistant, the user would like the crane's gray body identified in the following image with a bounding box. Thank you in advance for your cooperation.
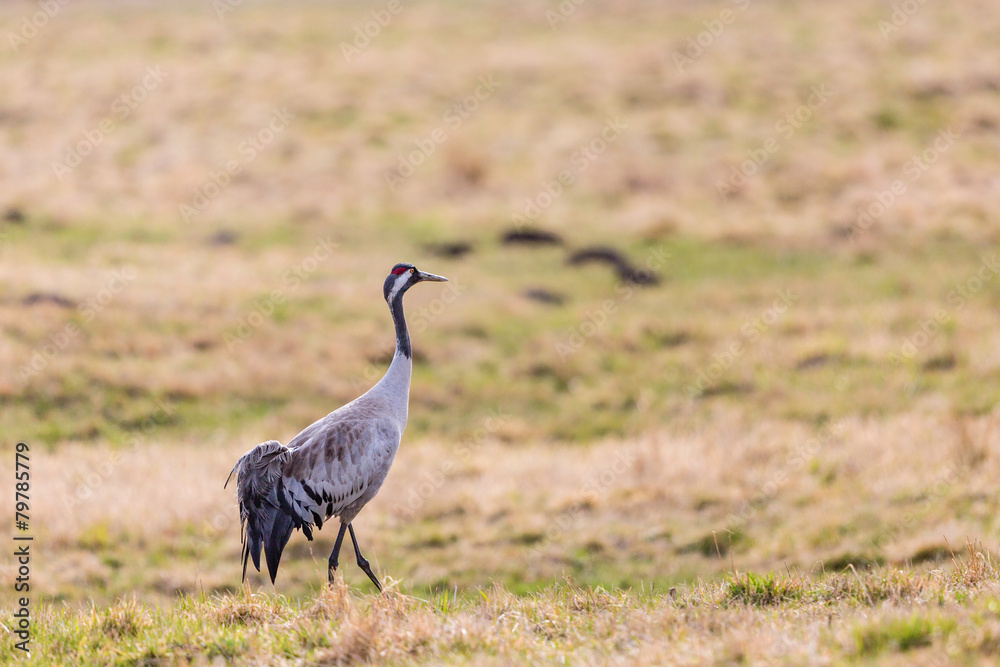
[228,264,445,585]
[281,350,410,525]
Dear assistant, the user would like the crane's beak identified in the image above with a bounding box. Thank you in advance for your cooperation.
[416,270,448,282]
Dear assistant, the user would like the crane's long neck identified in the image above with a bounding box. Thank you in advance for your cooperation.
[373,291,413,427]
[389,291,411,359]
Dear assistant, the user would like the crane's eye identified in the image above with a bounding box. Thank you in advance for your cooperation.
[410,268,416,274]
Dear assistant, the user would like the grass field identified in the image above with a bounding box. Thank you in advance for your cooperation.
[8,553,1000,664]
[2,0,1000,663]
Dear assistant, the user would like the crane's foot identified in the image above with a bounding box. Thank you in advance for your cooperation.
[348,523,383,593]
[356,555,383,593]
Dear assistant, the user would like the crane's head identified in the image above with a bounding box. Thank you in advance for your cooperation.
[383,262,448,304]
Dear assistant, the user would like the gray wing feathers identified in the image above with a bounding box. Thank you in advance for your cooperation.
[281,418,401,526]
[226,439,292,582]
[228,417,401,584]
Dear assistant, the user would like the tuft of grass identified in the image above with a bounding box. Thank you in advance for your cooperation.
[208,588,289,626]
[726,571,803,606]
[951,539,998,588]
[91,597,152,640]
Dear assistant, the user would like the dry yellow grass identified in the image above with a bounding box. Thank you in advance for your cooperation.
[2,0,1000,663]
[0,0,997,243]
[1,408,998,608]
[9,552,1000,664]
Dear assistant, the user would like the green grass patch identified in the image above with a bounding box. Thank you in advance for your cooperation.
[726,571,803,606]
[854,614,955,656]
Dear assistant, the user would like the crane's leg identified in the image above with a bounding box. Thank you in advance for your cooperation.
[348,523,383,592]
[327,522,348,584]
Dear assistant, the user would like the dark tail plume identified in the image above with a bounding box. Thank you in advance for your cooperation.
[226,440,296,584]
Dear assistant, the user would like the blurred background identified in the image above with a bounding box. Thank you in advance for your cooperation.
[1,0,1000,605]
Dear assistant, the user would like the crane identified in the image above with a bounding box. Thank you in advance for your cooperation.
[227,262,448,591]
